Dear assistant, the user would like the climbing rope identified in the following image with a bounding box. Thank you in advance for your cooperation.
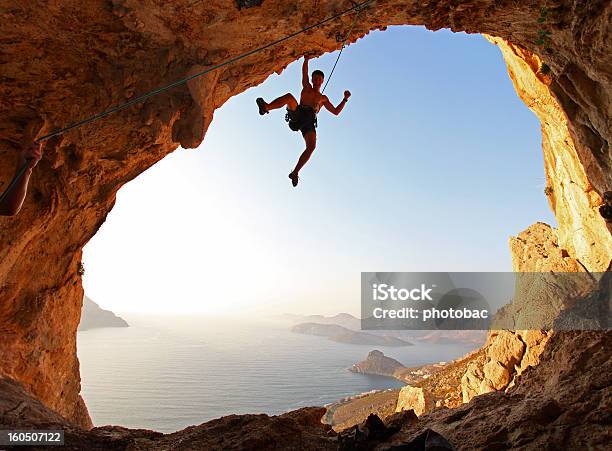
[322,1,367,93]
[0,0,374,205]
[0,162,31,207]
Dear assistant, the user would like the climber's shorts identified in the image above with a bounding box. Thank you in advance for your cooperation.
[285,105,318,136]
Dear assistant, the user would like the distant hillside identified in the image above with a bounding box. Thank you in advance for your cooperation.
[291,323,412,347]
[78,296,129,331]
[281,313,486,346]
[281,313,361,330]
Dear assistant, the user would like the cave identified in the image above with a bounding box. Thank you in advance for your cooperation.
[0,0,610,449]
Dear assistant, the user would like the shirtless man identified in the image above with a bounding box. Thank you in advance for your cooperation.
[256,54,351,187]
[0,142,44,216]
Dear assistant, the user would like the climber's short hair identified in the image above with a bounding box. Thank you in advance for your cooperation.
[312,70,324,79]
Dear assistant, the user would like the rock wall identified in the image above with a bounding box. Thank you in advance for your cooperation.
[0,0,610,428]
[461,221,604,404]
[488,36,611,271]
[384,330,612,450]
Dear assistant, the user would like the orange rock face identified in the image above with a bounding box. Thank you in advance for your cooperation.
[487,37,612,271]
[0,0,610,428]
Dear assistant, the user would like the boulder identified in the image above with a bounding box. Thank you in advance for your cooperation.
[461,360,484,403]
[515,330,551,374]
[482,360,511,391]
[395,386,435,417]
[487,330,526,372]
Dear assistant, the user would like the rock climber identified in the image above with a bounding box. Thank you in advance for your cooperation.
[0,142,44,216]
[256,54,351,187]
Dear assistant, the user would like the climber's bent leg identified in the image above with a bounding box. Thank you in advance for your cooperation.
[266,93,299,112]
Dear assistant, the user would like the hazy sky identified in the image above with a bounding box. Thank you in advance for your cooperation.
[82,26,555,316]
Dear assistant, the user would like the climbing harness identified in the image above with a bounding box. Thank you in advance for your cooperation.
[0,0,374,205]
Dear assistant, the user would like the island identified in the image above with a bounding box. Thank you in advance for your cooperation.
[291,323,412,346]
[349,350,406,377]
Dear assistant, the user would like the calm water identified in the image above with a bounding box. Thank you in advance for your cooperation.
[77,315,476,432]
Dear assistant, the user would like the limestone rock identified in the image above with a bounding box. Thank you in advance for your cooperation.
[488,37,612,273]
[461,330,527,399]
[487,331,525,372]
[462,253,609,404]
[482,360,511,391]
[395,386,435,417]
[461,360,484,403]
[495,223,599,331]
[0,0,610,428]
[385,331,612,451]
[515,330,551,374]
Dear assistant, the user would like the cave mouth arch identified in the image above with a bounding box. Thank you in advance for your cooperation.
[76,27,552,430]
[0,0,609,431]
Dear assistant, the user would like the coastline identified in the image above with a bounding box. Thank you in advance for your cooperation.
[325,348,485,430]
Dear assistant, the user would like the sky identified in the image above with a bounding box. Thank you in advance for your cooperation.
[82,26,555,317]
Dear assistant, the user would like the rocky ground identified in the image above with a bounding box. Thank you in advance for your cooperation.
[374,330,612,451]
[327,348,486,431]
[1,329,609,450]
[326,389,401,432]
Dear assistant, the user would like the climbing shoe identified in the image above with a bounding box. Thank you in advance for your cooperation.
[256,98,269,115]
[289,172,299,187]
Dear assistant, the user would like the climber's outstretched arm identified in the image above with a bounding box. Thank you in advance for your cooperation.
[302,55,312,89]
[0,142,43,216]
[323,90,351,116]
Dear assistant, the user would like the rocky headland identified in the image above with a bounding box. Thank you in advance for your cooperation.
[78,296,129,331]
[349,350,407,378]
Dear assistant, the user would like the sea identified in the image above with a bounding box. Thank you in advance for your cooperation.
[77,314,477,432]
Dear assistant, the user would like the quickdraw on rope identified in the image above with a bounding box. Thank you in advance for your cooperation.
[322,1,369,93]
[0,0,374,206]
